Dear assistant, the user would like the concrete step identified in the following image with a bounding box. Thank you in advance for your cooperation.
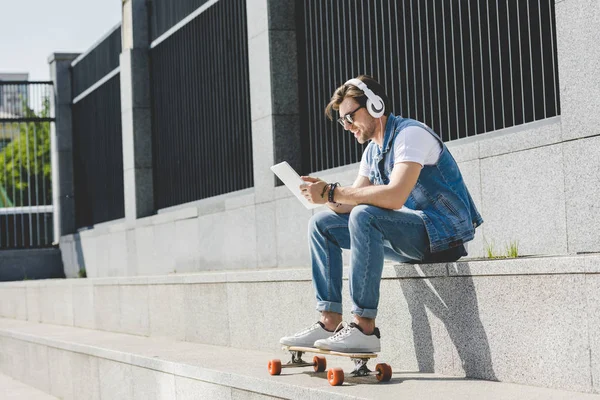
[1,318,599,400]
[0,253,599,394]
[0,371,59,400]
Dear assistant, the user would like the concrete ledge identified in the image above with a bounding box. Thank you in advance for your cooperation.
[450,254,600,276]
[1,318,598,400]
[155,188,255,218]
[2,254,595,287]
[0,254,597,287]
[477,117,563,159]
[153,207,197,225]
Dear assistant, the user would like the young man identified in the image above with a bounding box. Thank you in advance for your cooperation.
[279,75,483,353]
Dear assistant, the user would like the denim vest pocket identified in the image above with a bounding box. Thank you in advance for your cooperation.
[434,194,466,222]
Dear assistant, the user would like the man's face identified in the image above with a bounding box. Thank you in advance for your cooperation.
[338,97,377,144]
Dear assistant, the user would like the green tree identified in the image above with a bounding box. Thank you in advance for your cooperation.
[0,99,52,207]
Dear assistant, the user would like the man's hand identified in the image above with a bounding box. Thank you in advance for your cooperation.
[299,176,328,205]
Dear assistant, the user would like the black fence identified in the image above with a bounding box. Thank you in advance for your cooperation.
[149,0,211,42]
[0,81,54,248]
[0,214,54,249]
[72,74,125,228]
[72,25,122,98]
[296,0,561,174]
[150,0,253,210]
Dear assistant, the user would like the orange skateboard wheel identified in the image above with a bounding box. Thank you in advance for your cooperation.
[327,367,344,386]
[375,363,392,382]
[268,359,282,375]
[313,355,326,372]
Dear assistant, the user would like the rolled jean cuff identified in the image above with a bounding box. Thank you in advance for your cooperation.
[316,301,343,315]
[351,306,378,319]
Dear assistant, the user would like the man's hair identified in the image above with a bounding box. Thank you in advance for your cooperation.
[324,75,391,120]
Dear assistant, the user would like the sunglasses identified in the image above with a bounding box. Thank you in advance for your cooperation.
[337,105,365,127]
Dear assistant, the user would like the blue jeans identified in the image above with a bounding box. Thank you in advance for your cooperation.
[309,205,466,319]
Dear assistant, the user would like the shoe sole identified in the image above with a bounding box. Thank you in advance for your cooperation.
[280,339,329,347]
[315,346,381,353]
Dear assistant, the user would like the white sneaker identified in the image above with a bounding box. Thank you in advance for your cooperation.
[313,322,381,353]
[279,322,335,347]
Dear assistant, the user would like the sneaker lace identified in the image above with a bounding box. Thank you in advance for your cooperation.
[329,321,353,341]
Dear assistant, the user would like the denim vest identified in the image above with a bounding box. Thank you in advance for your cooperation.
[363,113,483,253]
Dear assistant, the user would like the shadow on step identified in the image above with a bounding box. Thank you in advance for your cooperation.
[400,263,497,381]
[299,371,404,386]
[298,371,472,386]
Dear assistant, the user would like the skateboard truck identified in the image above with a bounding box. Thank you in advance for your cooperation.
[282,349,320,369]
[350,357,372,377]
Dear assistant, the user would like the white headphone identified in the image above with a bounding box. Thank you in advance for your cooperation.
[344,78,385,118]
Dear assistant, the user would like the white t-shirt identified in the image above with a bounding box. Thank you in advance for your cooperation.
[359,125,442,177]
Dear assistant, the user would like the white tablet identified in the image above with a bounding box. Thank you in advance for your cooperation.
[270,161,323,209]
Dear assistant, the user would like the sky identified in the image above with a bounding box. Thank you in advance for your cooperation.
[0,0,122,81]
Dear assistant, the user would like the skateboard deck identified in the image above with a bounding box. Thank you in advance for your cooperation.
[268,345,392,386]
[283,345,378,358]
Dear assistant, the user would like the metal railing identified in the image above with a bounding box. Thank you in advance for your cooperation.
[149,0,212,42]
[297,0,561,174]
[72,74,125,229]
[0,81,54,248]
[150,0,253,210]
[69,24,125,230]
[71,24,122,98]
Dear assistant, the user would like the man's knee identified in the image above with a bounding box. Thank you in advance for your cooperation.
[349,204,377,228]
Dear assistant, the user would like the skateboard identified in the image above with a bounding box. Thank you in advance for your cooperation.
[268,346,392,386]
